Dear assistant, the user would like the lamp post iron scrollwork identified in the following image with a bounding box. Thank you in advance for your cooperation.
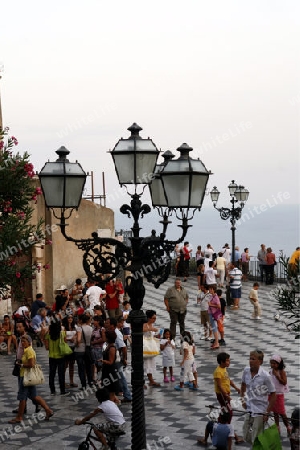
[39,123,212,450]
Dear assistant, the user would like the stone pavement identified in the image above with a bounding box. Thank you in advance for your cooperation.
[0,275,299,449]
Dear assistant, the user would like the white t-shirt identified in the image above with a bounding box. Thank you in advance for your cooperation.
[86,286,105,309]
[99,400,125,425]
[199,292,212,312]
[205,268,218,285]
[205,248,214,260]
[15,306,29,316]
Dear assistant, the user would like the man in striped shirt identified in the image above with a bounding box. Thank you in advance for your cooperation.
[228,263,242,309]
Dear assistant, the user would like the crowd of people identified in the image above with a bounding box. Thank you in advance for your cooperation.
[1,243,299,449]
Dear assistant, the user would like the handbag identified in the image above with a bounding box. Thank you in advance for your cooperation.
[252,423,282,450]
[143,335,160,358]
[12,360,21,377]
[23,364,45,386]
[59,332,73,357]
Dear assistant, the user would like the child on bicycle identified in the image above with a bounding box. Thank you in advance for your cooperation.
[75,387,125,449]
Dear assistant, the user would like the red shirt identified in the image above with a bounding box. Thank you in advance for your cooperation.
[105,282,119,310]
[183,246,191,261]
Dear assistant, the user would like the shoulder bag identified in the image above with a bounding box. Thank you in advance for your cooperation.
[23,364,45,386]
[59,331,73,357]
[143,334,160,358]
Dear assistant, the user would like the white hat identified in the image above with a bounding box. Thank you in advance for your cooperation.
[55,285,67,292]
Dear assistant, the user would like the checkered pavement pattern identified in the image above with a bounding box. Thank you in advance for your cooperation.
[0,275,298,449]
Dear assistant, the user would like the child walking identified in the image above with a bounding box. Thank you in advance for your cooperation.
[269,354,291,435]
[75,387,125,450]
[174,331,199,392]
[160,328,175,383]
[249,282,262,320]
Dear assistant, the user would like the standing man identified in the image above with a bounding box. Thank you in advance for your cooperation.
[228,263,242,309]
[240,350,276,445]
[84,279,106,310]
[164,278,188,339]
[234,246,241,268]
[257,244,267,282]
[205,260,218,289]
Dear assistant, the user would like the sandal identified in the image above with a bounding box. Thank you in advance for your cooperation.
[8,418,22,424]
[149,382,161,387]
[197,438,208,446]
[45,410,54,421]
[70,383,78,388]
[211,345,220,349]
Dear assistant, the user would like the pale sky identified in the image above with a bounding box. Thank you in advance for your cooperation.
[1,0,299,211]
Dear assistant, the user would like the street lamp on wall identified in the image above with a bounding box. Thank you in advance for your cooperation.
[210,180,249,264]
[39,123,212,450]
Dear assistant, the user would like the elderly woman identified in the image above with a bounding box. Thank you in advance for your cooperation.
[8,334,53,423]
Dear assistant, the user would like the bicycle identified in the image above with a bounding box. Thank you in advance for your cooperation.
[78,421,125,450]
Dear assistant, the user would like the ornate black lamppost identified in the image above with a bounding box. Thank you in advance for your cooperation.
[210,181,249,263]
[39,123,211,450]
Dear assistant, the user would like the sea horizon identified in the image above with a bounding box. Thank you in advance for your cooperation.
[115,203,299,259]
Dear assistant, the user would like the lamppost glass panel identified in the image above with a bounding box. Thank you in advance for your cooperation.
[235,186,249,203]
[39,147,86,209]
[111,123,159,185]
[210,186,220,204]
[158,144,211,208]
[228,180,238,196]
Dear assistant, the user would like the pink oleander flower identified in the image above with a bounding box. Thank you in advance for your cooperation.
[35,187,42,195]
[17,211,25,220]
[11,136,18,145]
[45,239,52,245]
[16,272,21,278]
[43,264,50,270]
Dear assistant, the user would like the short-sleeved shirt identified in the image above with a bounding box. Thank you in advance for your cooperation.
[249,289,258,302]
[212,423,234,448]
[204,268,218,285]
[241,366,275,417]
[229,268,242,289]
[45,331,66,358]
[182,341,194,360]
[20,346,36,377]
[214,366,230,394]
[98,400,125,425]
[164,286,188,313]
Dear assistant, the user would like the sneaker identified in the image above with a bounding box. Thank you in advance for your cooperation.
[219,339,226,346]
[50,392,56,396]
[256,316,261,320]
[60,391,70,396]
[184,381,193,388]
[189,386,200,391]
[171,376,175,382]
[174,385,184,391]
[210,339,215,344]
[164,377,169,383]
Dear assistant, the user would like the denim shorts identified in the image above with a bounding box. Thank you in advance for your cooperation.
[230,287,241,298]
[17,376,37,401]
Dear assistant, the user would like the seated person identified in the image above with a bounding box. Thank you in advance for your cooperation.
[31,293,47,318]
[30,308,49,341]
[197,411,234,450]
[0,315,17,354]
[75,387,125,450]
